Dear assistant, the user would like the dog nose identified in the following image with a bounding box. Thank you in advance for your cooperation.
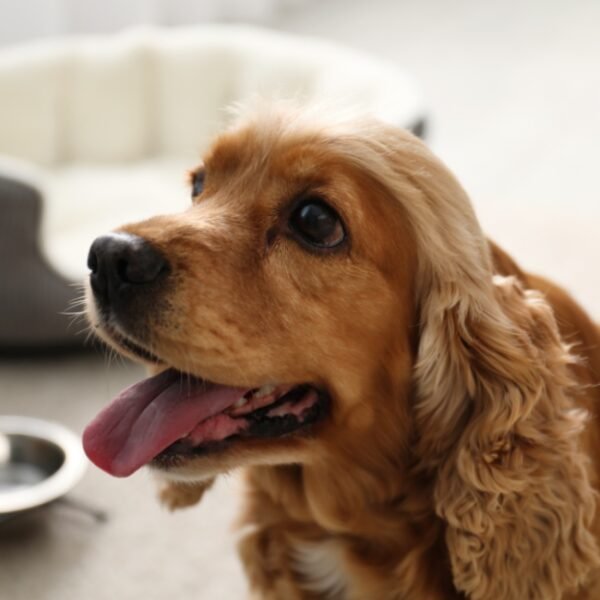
[87,233,169,301]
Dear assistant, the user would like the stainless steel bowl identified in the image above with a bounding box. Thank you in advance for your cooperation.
[0,416,87,517]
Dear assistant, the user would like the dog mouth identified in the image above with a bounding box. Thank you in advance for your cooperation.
[153,380,328,468]
[83,334,329,477]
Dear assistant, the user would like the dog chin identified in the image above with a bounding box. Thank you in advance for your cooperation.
[149,443,308,484]
[151,465,219,485]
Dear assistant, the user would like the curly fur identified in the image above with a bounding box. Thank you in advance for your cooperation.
[339,120,600,598]
[90,105,600,599]
[424,277,598,599]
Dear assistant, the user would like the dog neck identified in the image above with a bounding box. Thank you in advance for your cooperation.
[239,347,458,596]
[243,457,454,598]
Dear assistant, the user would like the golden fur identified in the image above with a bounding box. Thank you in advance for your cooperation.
[89,106,600,599]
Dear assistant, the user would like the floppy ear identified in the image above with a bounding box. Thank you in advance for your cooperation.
[415,273,599,599]
[327,121,598,597]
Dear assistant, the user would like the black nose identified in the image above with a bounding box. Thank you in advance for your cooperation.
[87,233,169,303]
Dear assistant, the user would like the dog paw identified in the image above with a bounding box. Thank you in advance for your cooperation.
[158,479,214,511]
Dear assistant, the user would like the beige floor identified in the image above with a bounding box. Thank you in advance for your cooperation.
[1,1,599,599]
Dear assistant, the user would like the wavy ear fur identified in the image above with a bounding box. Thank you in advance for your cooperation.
[324,121,599,598]
[388,136,600,596]
[416,273,599,599]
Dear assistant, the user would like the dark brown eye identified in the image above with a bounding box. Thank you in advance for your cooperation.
[191,171,205,198]
[289,198,345,249]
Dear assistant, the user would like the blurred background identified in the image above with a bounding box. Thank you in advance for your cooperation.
[1,1,598,599]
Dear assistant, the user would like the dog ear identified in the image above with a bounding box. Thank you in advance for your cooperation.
[328,122,598,597]
[415,273,599,599]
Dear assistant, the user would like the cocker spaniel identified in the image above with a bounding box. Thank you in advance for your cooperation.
[83,106,600,599]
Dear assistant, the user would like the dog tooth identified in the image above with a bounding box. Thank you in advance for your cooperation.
[254,384,276,398]
[233,397,248,409]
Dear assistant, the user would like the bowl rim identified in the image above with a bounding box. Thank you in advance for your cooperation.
[0,415,87,515]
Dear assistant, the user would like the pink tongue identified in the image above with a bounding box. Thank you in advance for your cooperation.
[83,369,246,477]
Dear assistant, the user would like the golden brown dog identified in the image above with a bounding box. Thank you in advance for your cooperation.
[83,106,600,599]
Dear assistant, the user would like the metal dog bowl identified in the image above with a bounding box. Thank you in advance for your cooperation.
[0,416,87,519]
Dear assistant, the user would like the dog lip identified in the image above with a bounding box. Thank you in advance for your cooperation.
[98,321,163,365]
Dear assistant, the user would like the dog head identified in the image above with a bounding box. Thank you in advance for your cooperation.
[84,107,421,481]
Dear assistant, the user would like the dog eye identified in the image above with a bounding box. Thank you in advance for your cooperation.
[191,171,205,198]
[289,198,345,249]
